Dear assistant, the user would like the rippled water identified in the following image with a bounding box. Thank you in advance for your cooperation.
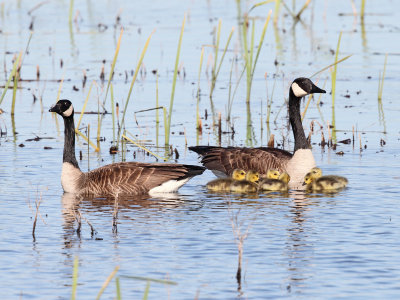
[1,0,400,299]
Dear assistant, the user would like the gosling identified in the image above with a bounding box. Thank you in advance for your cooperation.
[230,170,259,193]
[259,172,291,192]
[310,167,348,185]
[206,169,246,192]
[303,168,348,192]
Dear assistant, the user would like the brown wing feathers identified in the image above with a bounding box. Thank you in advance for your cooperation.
[189,146,292,176]
[83,162,205,196]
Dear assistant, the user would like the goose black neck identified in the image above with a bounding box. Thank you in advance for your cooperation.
[63,115,79,169]
[289,88,310,151]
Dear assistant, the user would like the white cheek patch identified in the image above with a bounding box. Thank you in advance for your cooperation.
[291,82,308,98]
[62,105,74,117]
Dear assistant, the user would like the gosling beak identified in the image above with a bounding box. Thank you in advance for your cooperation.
[311,83,326,94]
[302,182,307,186]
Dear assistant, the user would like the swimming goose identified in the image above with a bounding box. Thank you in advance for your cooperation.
[206,168,246,192]
[49,100,205,197]
[189,77,326,190]
[303,170,348,192]
[230,170,259,193]
[259,172,290,192]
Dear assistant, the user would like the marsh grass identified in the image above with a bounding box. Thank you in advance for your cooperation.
[71,256,78,300]
[165,14,186,146]
[118,30,154,145]
[242,9,272,103]
[360,0,366,19]
[95,266,120,300]
[122,132,167,161]
[0,51,21,107]
[377,53,388,101]
[101,28,123,109]
[226,58,246,122]
[196,47,205,131]
[209,20,235,100]
[377,53,388,132]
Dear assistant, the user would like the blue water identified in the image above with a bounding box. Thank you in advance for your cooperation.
[0,0,400,299]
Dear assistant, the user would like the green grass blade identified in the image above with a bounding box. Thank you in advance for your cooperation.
[250,10,271,81]
[165,14,186,145]
[115,277,121,300]
[309,54,352,78]
[118,29,154,141]
[76,80,94,129]
[142,281,150,300]
[331,31,342,109]
[0,51,22,106]
[102,28,123,109]
[71,257,78,300]
[95,266,120,300]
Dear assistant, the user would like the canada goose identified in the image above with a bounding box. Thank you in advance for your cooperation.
[206,168,246,192]
[303,171,348,192]
[259,172,290,192]
[189,77,326,190]
[309,167,348,185]
[230,170,259,193]
[49,100,205,196]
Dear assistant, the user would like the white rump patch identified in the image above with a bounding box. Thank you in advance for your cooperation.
[61,162,82,193]
[62,105,74,117]
[285,149,316,190]
[149,178,190,195]
[291,82,308,98]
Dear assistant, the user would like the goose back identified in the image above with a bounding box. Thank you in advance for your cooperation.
[79,162,205,196]
[189,146,292,178]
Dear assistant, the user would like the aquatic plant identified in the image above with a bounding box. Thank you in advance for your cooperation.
[165,14,186,146]
[209,20,235,100]
[118,30,154,144]
[242,9,272,103]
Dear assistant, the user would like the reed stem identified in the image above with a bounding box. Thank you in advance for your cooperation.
[165,14,186,146]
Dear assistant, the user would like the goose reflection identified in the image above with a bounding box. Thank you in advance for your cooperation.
[61,192,200,247]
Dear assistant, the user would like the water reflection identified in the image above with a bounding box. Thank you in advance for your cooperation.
[61,192,198,247]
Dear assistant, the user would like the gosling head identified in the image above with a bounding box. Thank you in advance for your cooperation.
[49,99,74,118]
[279,172,291,184]
[267,169,280,179]
[246,170,259,183]
[309,167,322,179]
[291,78,326,98]
[232,169,246,181]
[303,172,314,186]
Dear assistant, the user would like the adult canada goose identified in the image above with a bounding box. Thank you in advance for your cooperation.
[206,168,246,192]
[230,170,259,193]
[303,171,348,192]
[49,100,205,197]
[259,172,290,192]
[189,77,326,190]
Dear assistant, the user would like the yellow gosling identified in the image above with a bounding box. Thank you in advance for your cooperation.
[229,170,259,193]
[206,169,246,192]
[260,169,280,180]
[303,171,348,192]
[259,172,290,192]
[308,167,348,186]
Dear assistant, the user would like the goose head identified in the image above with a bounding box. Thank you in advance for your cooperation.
[49,99,74,118]
[303,172,314,185]
[290,77,326,98]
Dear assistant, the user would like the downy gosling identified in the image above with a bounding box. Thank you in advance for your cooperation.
[230,170,259,193]
[206,169,246,192]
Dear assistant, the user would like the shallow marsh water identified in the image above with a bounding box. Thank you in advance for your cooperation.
[1,0,400,299]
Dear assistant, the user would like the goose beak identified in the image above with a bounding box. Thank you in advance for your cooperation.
[311,83,326,94]
[49,102,59,113]
[302,182,307,186]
